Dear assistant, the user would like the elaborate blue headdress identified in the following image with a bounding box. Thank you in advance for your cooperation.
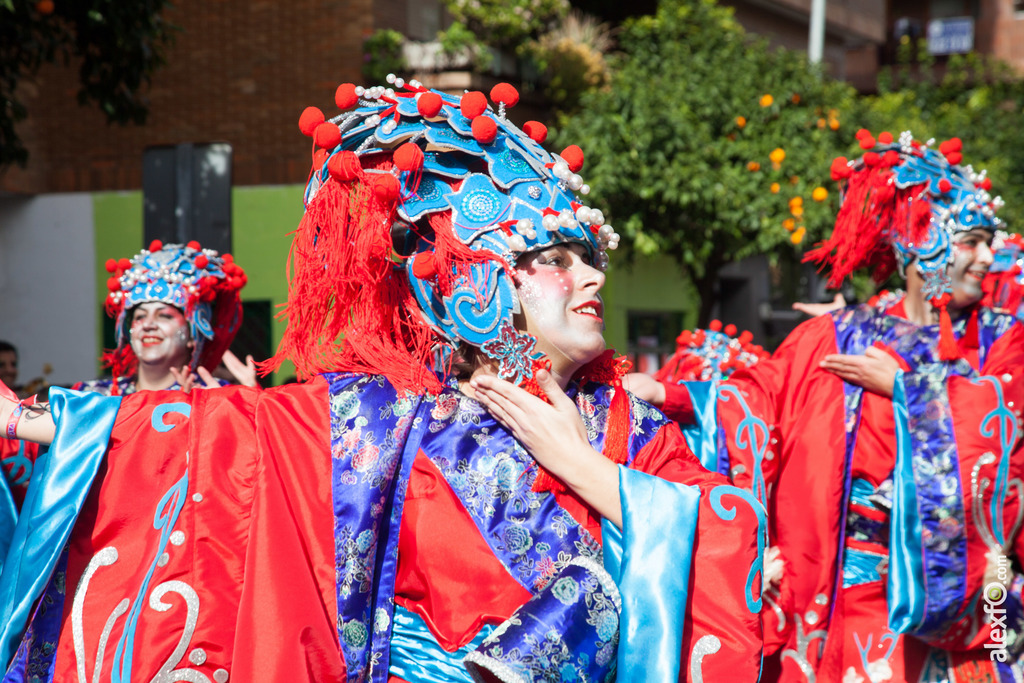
[272,77,621,393]
[807,130,1003,358]
[104,240,245,380]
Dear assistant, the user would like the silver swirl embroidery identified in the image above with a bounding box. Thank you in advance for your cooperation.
[779,613,828,683]
[689,634,721,683]
[73,546,130,683]
[763,591,787,633]
[147,580,211,683]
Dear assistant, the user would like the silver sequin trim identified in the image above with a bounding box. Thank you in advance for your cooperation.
[214,670,230,683]
[157,552,170,567]
[73,546,126,683]
[568,555,622,612]
[192,493,204,502]
[463,651,529,683]
[170,530,186,546]
[689,634,722,683]
[189,648,207,666]
[527,185,542,199]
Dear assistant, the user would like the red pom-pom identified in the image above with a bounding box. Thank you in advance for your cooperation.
[739,330,753,345]
[107,276,121,292]
[939,137,963,154]
[709,319,722,332]
[105,259,117,273]
[946,152,962,166]
[118,258,131,271]
[490,83,520,107]
[724,323,737,337]
[863,152,881,167]
[523,121,547,143]
[882,150,900,167]
[460,91,488,119]
[314,122,341,150]
[938,178,952,193]
[299,107,325,137]
[677,330,693,346]
[417,92,443,118]
[830,157,851,180]
[149,240,163,252]
[195,254,209,269]
[187,240,201,250]
[980,178,992,191]
[222,254,234,263]
[859,135,876,150]
[693,330,706,345]
[394,142,425,171]
[561,145,584,173]
[855,128,872,140]
[313,148,329,170]
[411,252,438,280]
[335,83,359,110]
[471,116,497,144]
[372,174,401,204]
[878,131,894,144]
[328,151,362,181]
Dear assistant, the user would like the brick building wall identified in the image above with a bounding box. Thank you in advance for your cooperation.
[2,0,375,195]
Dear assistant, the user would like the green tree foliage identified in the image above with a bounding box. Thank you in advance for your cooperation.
[1,0,174,168]
[861,39,1024,232]
[362,29,408,86]
[555,0,857,323]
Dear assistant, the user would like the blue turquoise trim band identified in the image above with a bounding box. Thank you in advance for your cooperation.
[679,381,722,474]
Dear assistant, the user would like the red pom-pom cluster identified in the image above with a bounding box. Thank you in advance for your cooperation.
[939,138,963,165]
[299,107,325,137]
[831,156,852,180]
[856,129,876,149]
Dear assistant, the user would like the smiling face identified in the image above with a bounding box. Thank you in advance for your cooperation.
[128,302,193,369]
[948,229,995,311]
[514,243,607,379]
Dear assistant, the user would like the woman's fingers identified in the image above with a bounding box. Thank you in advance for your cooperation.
[196,366,219,388]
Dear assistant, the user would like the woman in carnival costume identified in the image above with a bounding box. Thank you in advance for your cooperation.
[665,131,1024,681]
[0,79,765,682]
[0,241,247,509]
[80,240,249,395]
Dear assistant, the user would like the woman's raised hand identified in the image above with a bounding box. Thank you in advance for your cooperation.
[470,370,622,526]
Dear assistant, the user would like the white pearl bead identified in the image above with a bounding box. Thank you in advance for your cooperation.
[542,215,559,231]
[552,161,569,179]
[524,229,537,240]
[386,74,396,83]
[516,218,533,233]
[591,210,605,226]
[575,207,591,223]
[567,174,583,191]
[508,234,527,251]
[598,224,614,239]
[394,78,405,88]
[580,184,590,195]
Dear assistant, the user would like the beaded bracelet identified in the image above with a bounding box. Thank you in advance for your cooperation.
[5,401,25,440]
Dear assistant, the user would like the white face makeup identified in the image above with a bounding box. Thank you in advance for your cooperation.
[128,302,193,369]
[515,243,607,377]
[948,229,995,310]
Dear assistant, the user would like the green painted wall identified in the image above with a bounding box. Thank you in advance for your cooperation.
[231,184,305,383]
[91,185,696,381]
[601,254,697,353]
[92,192,144,374]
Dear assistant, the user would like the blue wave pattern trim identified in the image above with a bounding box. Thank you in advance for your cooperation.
[326,374,671,682]
[831,303,1015,640]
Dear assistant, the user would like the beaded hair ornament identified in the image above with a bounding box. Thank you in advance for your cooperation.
[805,130,1002,359]
[267,76,622,396]
[103,240,246,387]
[654,320,768,384]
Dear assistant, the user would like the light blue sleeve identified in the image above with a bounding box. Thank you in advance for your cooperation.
[602,465,701,682]
[0,387,120,669]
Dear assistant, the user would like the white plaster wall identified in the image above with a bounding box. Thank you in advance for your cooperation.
[0,194,98,388]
